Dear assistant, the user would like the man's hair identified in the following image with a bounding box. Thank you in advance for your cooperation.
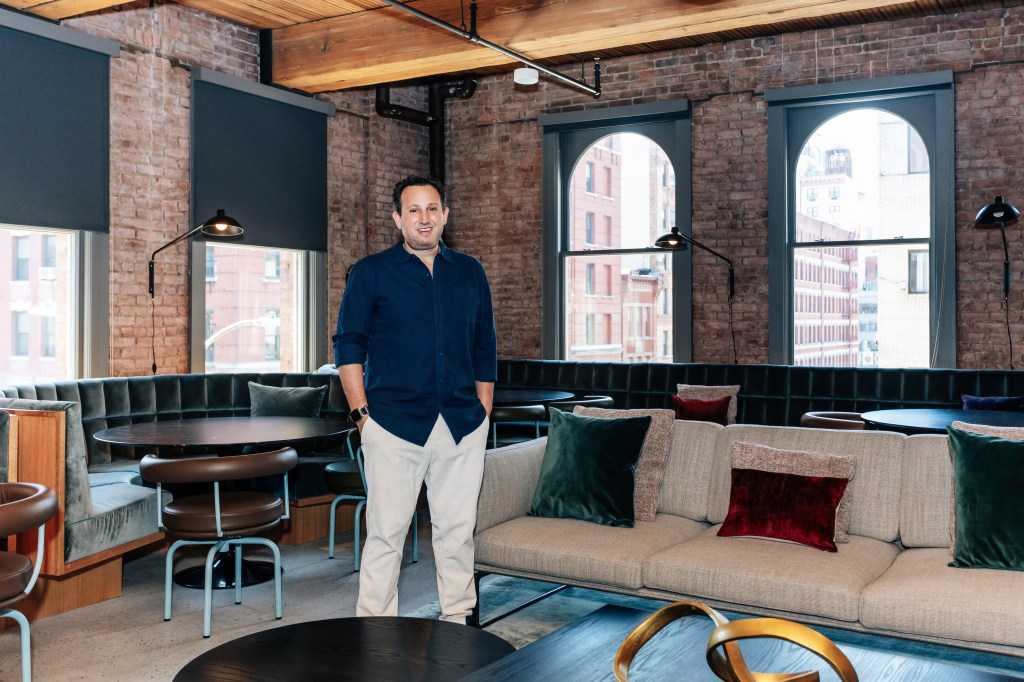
[392,176,447,213]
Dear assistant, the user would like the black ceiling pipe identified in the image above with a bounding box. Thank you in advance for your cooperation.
[375,77,477,186]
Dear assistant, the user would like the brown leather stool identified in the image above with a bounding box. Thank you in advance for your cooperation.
[140,447,297,638]
[0,482,58,682]
[799,411,865,430]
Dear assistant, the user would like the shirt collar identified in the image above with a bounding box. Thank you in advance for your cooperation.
[392,239,454,264]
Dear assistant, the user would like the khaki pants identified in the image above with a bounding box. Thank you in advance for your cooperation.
[356,414,488,622]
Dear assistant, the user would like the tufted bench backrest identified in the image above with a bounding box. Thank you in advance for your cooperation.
[0,373,346,465]
[496,360,1024,426]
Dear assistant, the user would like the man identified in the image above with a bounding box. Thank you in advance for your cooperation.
[332,175,496,624]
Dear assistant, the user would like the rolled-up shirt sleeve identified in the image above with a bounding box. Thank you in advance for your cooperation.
[332,262,373,367]
[473,263,498,383]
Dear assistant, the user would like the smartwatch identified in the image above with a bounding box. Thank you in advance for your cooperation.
[349,405,369,423]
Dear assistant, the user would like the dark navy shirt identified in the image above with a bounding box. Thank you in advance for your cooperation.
[332,241,497,447]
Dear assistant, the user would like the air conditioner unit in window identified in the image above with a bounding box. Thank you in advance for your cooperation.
[38,267,56,281]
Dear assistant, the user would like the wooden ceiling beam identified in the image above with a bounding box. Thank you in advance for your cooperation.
[24,0,131,20]
[271,0,918,92]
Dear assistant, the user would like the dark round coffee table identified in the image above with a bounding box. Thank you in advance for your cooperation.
[173,616,516,681]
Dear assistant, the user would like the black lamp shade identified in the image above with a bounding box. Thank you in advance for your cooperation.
[654,227,689,250]
[199,209,244,237]
[975,196,1021,227]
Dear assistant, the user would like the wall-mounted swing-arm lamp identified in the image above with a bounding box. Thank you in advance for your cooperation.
[148,209,244,297]
[376,0,601,98]
[148,209,243,374]
[975,195,1021,369]
[654,226,738,364]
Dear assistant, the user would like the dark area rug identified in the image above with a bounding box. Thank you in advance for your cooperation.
[410,575,1024,677]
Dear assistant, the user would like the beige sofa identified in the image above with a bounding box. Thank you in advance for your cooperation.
[474,421,1024,656]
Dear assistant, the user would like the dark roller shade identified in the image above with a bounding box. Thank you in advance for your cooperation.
[191,68,334,253]
[0,12,117,231]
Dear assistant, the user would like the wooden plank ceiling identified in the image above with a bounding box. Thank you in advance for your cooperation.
[4,0,1015,92]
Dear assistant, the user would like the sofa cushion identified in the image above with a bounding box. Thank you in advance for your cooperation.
[676,384,739,424]
[475,513,707,590]
[947,421,1024,555]
[644,525,899,622]
[718,468,849,552]
[860,548,1024,648]
[961,394,1024,411]
[65,483,166,563]
[898,435,953,548]
[574,406,674,522]
[657,420,722,522]
[947,428,1024,571]
[708,425,904,543]
[730,441,856,543]
[529,410,651,528]
[671,395,731,426]
[248,382,327,418]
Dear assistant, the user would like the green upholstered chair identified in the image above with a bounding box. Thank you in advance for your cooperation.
[0,482,59,682]
[324,429,418,571]
[139,447,297,638]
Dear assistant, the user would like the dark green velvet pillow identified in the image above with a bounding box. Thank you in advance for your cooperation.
[248,382,327,418]
[947,427,1024,571]
[528,409,652,528]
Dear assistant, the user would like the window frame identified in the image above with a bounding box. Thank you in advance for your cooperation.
[540,99,692,360]
[766,71,955,367]
[190,243,325,373]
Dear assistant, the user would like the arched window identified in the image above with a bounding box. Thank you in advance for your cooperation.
[540,101,692,361]
[767,72,955,367]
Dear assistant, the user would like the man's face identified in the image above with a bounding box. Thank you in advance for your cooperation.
[393,184,448,253]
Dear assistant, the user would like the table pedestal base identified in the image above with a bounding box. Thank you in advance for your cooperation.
[174,551,279,590]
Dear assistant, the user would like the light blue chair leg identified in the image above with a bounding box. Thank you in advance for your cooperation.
[353,499,367,571]
[231,537,284,621]
[410,510,419,563]
[234,546,243,605]
[328,495,344,559]
[203,540,227,639]
[1,608,31,682]
[164,539,189,621]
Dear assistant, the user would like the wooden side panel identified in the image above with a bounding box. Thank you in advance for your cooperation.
[278,497,358,546]
[15,557,123,622]
[5,409,67,577]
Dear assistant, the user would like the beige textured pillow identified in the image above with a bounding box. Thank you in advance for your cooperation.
[947,421,1024,553]
[730,441,857,543]
[574,406,675,522]
[677,384,740,424]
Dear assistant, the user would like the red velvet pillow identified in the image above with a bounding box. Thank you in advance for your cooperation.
[671,394,731,426]
[718,468,850,552]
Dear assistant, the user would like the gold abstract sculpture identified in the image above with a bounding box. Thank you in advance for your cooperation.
[613,600,858,682]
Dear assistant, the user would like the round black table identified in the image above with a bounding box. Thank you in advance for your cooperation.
[93,417,351,588]
[173,617,516,682]
[92,416,351,450]
[492,388,574,406]
[861,408,1024,435]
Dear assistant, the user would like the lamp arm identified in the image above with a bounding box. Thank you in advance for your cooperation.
[1000,222,1011,299]
[674,230,736,301]
[148,224,204,298]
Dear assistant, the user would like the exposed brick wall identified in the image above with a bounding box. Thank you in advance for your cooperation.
[446,5,1024,368]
